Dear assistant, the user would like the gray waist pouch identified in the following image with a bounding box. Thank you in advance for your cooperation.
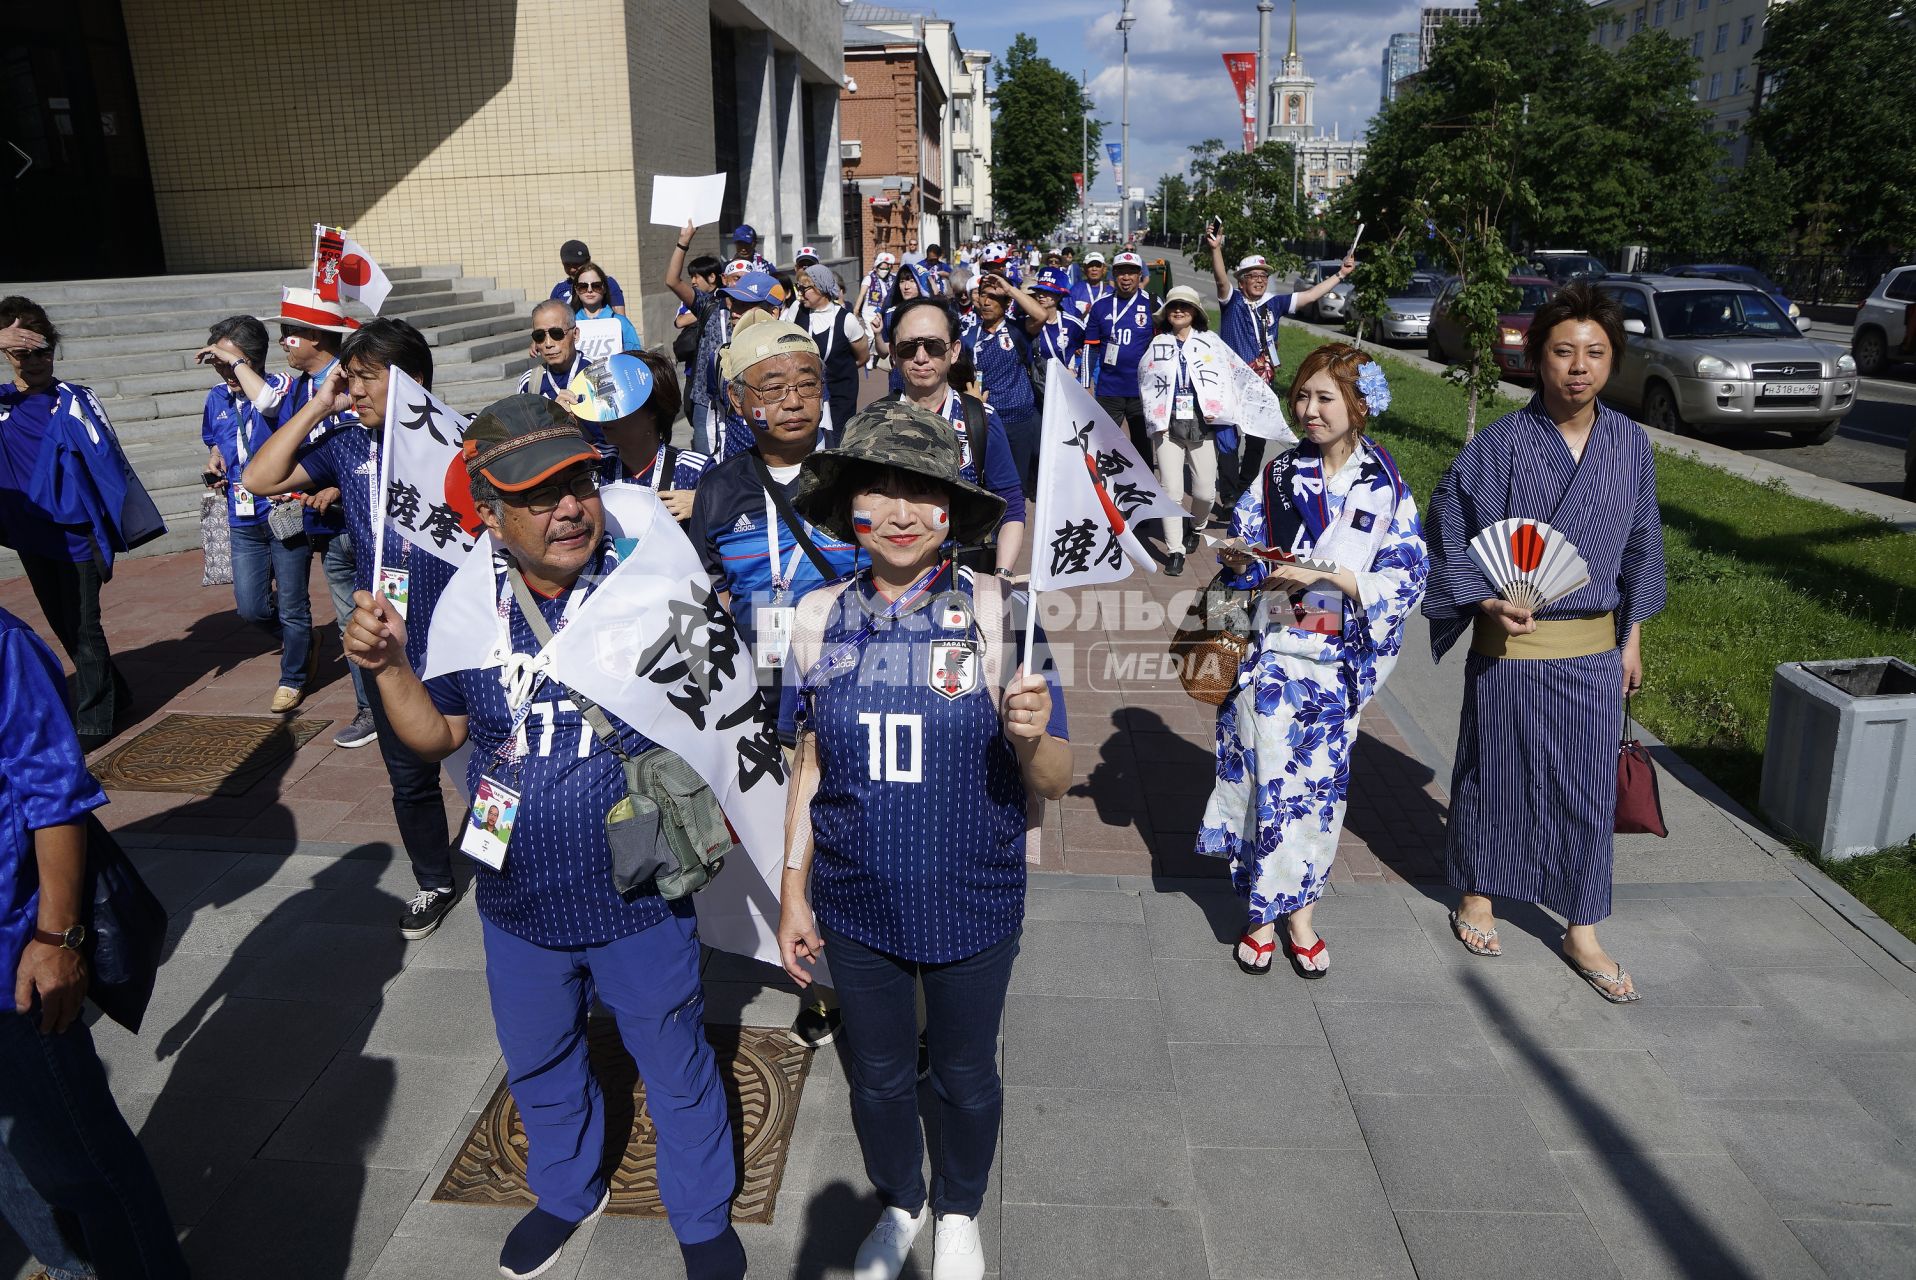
[606,747,736,901]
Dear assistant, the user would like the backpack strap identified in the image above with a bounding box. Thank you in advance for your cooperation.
[960,393,990,484]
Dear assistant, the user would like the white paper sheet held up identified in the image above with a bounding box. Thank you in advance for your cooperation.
[648,174,727,229]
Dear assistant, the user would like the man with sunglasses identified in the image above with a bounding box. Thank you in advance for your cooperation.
[550,239,627,316]
[687,319,858,1054]
[517,300,587,402]
[341,397,746,1280]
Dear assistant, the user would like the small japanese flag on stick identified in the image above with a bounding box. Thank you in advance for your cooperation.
[313,224,394,314]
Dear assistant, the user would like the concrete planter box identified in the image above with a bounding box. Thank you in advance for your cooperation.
[1761,657,1916,859]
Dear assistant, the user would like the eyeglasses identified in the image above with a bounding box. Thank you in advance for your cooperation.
[892,337,950,360]
[5,347,52,362]
[508,470,600,514]
[576,280,606,292]
[743,377,824,402]
[279,325,321,342]
[530,326,572,343]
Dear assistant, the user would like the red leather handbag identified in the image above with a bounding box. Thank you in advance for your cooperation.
[1615,696,1668,838]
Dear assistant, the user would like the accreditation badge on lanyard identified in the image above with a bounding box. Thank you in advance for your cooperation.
[230,400,258,517]
[757,490,806,670]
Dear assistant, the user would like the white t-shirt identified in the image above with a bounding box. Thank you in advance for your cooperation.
[807,304,867,347]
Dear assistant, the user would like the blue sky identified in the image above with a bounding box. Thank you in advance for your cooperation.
[937,0,1437,195]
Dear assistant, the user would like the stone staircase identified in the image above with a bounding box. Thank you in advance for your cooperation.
[0,264,535,578]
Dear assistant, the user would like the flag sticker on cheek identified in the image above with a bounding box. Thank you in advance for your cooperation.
[935,508,948,526]
[852,509,875,535]
[750,406,769,424]
[284,335,303,349]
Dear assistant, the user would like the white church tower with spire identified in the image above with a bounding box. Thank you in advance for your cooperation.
[1261,0,1366,209]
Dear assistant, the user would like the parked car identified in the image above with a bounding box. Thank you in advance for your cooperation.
[1663,263,1801,324]
[1375,274,1448,344]
[1297,259,1355,323]
[1851,263,1916,377]
[1594,275,1857,443]
[1524,250,1608,284]
[1427,275,1555,379]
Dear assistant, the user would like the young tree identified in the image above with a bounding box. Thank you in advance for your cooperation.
[1150,172,1202,244]
[992,35,1103,239]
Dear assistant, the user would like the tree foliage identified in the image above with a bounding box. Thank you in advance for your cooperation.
[1149,172,1203,243]
[1747,0,1916,255]
[1699,144,1795,263]
[1179,139,1304,275]
[991,35,1102,239]
[1348,0,1717,260]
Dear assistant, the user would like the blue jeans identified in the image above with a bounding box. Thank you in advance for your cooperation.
[821,926,1020,1218]
[481,910,739,1254]
[0,1010,185,1279]
[314,530,368,712]
[229,521,312,689]
[0,1136,93,1280]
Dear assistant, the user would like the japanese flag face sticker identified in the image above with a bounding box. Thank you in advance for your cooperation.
[750,405,769,424]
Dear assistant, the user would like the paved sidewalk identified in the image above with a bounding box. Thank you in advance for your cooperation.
[5,539,1915,1278]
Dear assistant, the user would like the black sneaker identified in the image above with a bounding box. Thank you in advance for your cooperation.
[400,886,459,940]
[1183,525,1203,553]
[333,709,378,749]
[788,1003,841,1050]
[1164,552,1186,577]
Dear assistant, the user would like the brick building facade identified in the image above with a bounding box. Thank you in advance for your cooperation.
[839,22,946,275]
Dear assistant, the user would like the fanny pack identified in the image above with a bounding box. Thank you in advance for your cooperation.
[507,567,733,900]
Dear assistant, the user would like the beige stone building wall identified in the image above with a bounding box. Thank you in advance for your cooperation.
[122,0,641,325]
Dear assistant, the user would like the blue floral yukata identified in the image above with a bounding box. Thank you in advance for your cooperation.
[1198,440,1428,925]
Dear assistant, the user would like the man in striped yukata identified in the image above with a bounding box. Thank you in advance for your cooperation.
[1422,282,1667,1003]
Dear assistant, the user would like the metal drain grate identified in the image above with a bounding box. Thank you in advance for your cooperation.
[90,714,331,795]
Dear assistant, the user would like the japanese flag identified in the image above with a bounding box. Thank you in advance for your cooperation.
[379,367,482,566]
[1028,359,1186,592]
[313,224,394,314]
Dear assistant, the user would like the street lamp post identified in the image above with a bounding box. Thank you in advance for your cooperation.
[1256,0,1273,146]
[1118,0,1134,247]
[1081,68,1089,247]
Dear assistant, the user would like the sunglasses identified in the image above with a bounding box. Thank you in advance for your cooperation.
[6,346,52,361]
[530,326,572,343]
[279,325,320,342]
[892,337,951,360]
[509,470,600,514]
[575,280,606,291]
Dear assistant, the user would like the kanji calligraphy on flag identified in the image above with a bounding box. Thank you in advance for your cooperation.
[1137,336,1298,442]
[419,486,790,968]
[379,367,481,565]
[1029,359,1186,592]
[312,224,393,314]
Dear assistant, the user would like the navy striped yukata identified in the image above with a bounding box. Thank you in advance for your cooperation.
[1422,398,1667,925]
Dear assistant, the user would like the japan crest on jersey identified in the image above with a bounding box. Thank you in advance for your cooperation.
[929,639,980,701]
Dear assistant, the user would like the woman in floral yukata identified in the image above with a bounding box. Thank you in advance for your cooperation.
[1198,343,1428,978]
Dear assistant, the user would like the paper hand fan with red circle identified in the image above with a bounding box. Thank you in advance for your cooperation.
[1466,518,1591,613]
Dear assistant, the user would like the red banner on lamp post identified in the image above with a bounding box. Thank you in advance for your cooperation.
[1073,172,1085,198]
[1222,52,1258,152]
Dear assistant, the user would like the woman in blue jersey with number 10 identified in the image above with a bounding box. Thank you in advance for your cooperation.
[774,399,1070,1280]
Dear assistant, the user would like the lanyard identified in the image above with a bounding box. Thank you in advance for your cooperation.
[231,389,255,466]
[627,443,669,491]
[541,355,577,399]
[806,562,948,687]
[763,489,808,600]
[491,562,591,763]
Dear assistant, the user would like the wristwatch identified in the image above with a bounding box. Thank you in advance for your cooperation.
[995,567,1016,581]
[32,924,86,950]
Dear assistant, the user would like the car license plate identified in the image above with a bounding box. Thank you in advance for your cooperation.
[1762,382,1818,396]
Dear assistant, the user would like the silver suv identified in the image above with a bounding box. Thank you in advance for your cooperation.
[1851,263,1916,377]
[1594,275,1857,443]
[1298,259,1354,322]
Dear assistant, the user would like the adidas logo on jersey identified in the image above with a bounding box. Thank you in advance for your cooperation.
[733,513,756,533]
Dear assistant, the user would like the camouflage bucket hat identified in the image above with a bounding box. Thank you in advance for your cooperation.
[795,399,1007,548]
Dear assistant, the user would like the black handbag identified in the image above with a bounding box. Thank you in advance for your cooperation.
[82,816,167,1033]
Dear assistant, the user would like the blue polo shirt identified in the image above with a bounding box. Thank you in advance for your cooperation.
[517,352,590,402]
[963,315,1036,423]
[0,387,93,561]
[1218,285,1290,368]
[275,361,351,537]
[602,443,716,497]
[426,547,684,947]
[550,274,626,310]
[1085,290,1159,399]
[1068,279,1112,322]
[200,380,293,529]
[779,564,1067,963]
[0,607,109,989]
[1036,312,1084,367]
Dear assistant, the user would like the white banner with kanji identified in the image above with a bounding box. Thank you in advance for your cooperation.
[379,367,482,565]
[1029,359,1186,592]
[313,224,394,314]
[1137,333,1298,442]
[421,486,791,968]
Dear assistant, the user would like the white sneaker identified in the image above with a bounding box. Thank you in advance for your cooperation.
[932,1213,985,1280]
[854,1204,929,1280]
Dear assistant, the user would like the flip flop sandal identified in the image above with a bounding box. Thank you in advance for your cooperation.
[1235,932,1276,976]
[1283,929,1328,980]
[1570,959,1641,1004]
[1448,909,1502,957]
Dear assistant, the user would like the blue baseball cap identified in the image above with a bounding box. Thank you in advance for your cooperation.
[722,271,781,305]
[1030,268,1072,296]
[732,224,757,243]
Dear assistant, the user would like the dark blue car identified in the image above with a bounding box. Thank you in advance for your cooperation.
[1664,264,1800,324]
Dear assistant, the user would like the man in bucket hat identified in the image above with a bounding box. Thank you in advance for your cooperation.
[342,395,747,1280]
[777,399,1069,1280]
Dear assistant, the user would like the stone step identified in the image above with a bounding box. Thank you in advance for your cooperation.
[30,273,463,323]
[0,263,456,304]
[54,287,509,340]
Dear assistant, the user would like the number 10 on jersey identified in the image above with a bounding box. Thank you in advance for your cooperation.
[858,712,923,783]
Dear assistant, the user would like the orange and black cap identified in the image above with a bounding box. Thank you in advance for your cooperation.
[462,394,601,493]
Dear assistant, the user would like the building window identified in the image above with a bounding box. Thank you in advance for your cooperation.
[1732,65,1747,94]
[1633,6,1646,32]
[1614,17,1626,38]
[1335,155,1350,170]
[1715,22,1729,51]
[1708,71,1722,99]
[1740,14,1757,43]
[1691,31,1703,55]
[1653,0,1665,26]
[1674,0,1685,17]
[1696,0,1707,9]
[1689,77,1700,99]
